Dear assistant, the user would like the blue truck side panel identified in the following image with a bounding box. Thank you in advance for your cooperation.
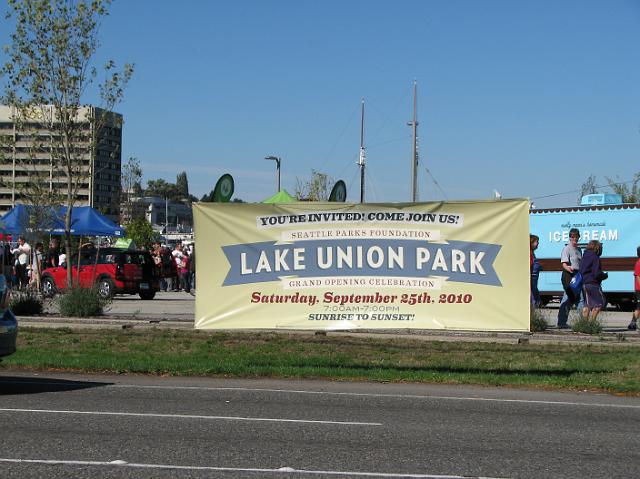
[530,206,639,295]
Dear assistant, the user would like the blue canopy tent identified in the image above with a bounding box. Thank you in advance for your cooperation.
[0,205,124,237]
[0,203,29,235]
[0,204,65,236]
[50,206,125,237]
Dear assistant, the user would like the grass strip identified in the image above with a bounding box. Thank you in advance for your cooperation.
[3,327,640,395]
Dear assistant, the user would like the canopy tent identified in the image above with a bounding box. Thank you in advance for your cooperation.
[50,206,125,237]
[0,203,27,235]
[0,204,64,235]
[0,205,124,237]
[262,189,297,204]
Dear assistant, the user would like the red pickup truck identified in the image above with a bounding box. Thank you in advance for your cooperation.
[41,248,160,300]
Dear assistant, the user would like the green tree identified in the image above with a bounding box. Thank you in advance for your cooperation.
[578,172,640,204]
[144,177,199,203]
[199,189,244,202]
[145,179,179,200]
[176,171,189,199]
[579,174,598,204]
[2,0,134,286]
[606,172,639,203]
[125,217,159,249]
[294,169,334,201]
[121,156,143,222]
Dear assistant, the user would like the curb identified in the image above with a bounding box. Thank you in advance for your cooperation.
[16,315,640,347]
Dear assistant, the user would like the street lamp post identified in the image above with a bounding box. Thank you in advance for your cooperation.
[264,155,281,193]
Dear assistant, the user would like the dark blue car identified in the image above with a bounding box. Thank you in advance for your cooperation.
[0,276,17,359]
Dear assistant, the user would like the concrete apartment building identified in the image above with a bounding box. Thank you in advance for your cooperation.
[0,105,123,220]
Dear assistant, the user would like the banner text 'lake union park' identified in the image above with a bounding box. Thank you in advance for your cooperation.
[222,239,501,286]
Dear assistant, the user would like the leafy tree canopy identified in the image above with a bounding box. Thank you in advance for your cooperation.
[578,172,639,204]
[125,217,159,249]
[606,172,639,203]
[145,174,197,203]
[295,169,334,201]
[199,190,244,203]
[145,179,179,200]
[122,157,143,195]
[176,171,189,198]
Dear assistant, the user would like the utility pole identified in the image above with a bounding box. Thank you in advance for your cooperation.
[264,156,281,193]
[359,98,366,203]
[408,80,419,202]
[165,197,168,237]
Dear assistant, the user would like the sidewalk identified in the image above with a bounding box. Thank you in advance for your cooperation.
[16,313,640,347]
[16,291,638,346]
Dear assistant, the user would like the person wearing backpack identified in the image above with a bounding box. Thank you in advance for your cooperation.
[557,228,584,329]
[579,240,608,321]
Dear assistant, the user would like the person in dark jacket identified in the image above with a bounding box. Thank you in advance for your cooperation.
[530,234,542,307]
[46,238,60,269]
[629,246,640,331]
[579,240,608,321]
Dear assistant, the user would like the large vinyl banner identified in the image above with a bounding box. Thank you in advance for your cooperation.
[194,200,530,331]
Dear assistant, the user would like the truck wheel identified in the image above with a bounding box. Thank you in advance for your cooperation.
[139,291,156,300]
[41,277,57,298]
[97,278,115,299]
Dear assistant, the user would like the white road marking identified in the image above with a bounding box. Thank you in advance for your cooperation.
[0,408,381,426]
[0,458,507,478]
[107,383,640,409]
[2,378,639,409]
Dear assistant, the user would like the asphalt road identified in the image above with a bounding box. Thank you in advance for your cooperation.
[0,372,638,479]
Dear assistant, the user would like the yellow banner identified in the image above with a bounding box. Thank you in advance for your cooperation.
[194,200,530,331]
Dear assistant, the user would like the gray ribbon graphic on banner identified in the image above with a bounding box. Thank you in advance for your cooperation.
[222,239,502,287]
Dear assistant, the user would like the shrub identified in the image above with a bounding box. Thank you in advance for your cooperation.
[9,289,44,315]
[571,315,603,335]
[530,307,547,332]
[57,287,111,317]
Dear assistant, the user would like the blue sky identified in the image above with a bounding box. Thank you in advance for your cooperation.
[3,0,639,207]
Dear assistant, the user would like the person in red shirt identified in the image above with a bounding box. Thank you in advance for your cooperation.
[629,246,640,331]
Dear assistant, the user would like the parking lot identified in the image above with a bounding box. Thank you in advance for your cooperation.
[41,290,196,323]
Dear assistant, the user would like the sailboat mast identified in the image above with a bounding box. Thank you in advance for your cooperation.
[359,98,366,203]
[410,80,419,202]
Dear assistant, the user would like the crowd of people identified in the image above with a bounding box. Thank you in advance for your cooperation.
[530,229,640,330]
[0,236,63,289]
[150,241,195,294]
[6,229,640,327]
[0,235,197,295]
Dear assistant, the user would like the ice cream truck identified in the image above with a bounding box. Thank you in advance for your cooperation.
[529,194,639,311]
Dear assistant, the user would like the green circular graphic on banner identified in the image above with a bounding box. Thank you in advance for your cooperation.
[213,174,234,202]
[329,180,347,202]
